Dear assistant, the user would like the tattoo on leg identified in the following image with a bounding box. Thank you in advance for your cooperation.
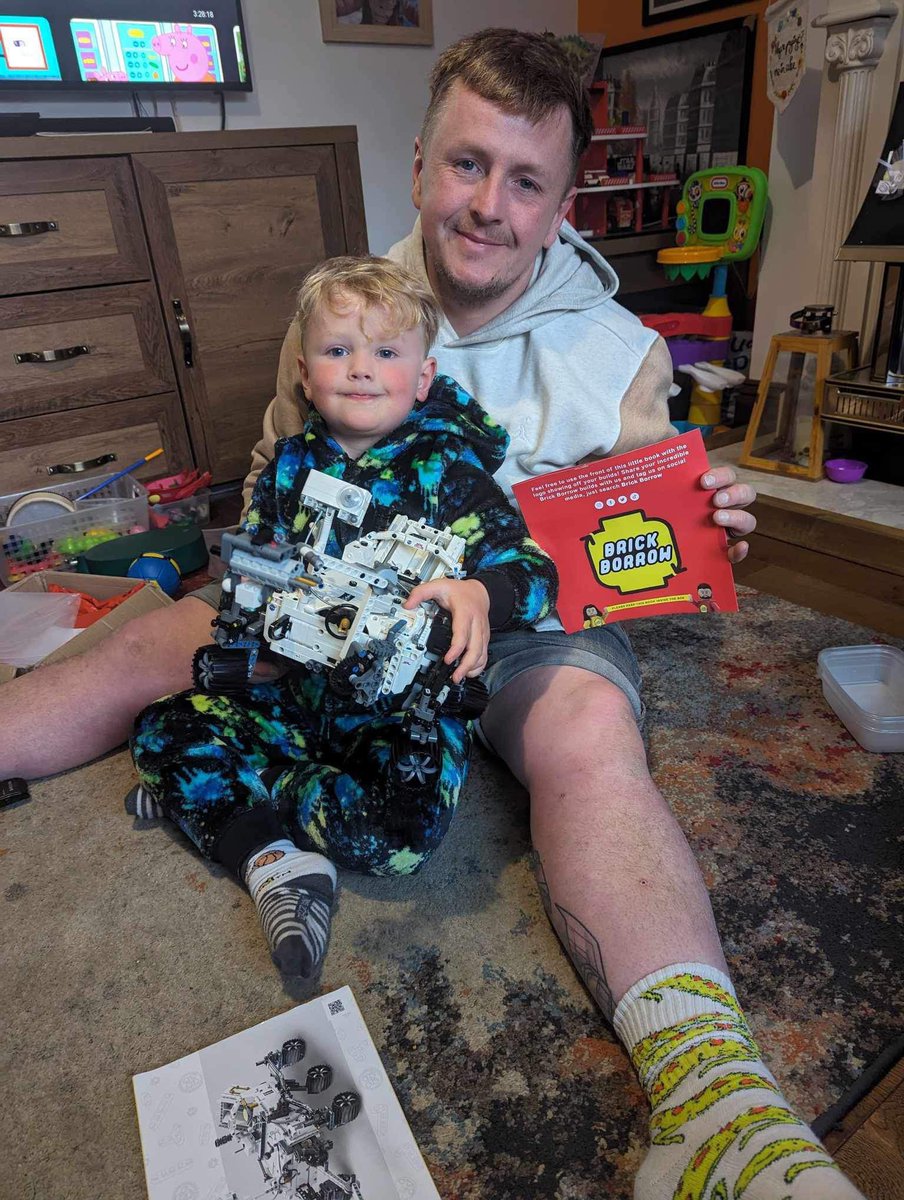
[530,850,553,919]
[530,851,615,1022]
[554,905,615,1022]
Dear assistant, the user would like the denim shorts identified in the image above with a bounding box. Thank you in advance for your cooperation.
[482,622,644,724]
[189,580,223,610]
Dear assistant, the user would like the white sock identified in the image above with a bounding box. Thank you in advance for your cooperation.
[242,840,336,979]
[614,964,865,1199]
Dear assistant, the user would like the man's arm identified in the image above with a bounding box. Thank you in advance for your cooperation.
[608,335,675,458]
[601,335,757,563]
[242,320,308,513]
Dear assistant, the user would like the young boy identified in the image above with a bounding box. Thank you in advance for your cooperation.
[130,256,558,979]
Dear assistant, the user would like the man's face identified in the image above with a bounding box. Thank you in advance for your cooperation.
[412,82,577,322]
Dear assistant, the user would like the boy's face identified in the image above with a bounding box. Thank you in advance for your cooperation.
[412,82,577,326]
[298,299,436,460]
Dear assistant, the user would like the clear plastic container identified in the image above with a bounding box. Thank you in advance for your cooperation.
[817,644,904,753]
[148,488,210,530]
[0,473,148,585]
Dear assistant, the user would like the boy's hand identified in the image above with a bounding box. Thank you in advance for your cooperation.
[403,578,490,683]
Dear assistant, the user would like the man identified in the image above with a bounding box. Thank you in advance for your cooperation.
[0,29,860,1198]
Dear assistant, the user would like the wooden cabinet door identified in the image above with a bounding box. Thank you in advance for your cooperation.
[133,144,349,484]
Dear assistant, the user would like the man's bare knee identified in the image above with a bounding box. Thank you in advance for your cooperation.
[104,596,215,688]
[484,667,643,786]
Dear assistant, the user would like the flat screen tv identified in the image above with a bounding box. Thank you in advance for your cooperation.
[1,2,251,90]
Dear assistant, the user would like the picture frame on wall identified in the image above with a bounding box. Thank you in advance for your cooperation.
[597,18,755,180]
[318,0,433,45]
[642,0,748,25]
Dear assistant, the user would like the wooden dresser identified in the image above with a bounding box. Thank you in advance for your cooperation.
[0,127,367,494]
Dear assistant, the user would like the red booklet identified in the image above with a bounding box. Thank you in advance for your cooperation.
[512,430,738,632]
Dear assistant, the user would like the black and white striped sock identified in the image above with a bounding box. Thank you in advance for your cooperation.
[242,840,336,979]
[124,782,166,820]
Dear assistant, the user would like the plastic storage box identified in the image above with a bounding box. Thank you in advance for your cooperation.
[149,488,211,530]
[0,472,148,585]
[817,644,904,752]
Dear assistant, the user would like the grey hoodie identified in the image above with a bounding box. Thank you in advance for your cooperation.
[387,217,674,499]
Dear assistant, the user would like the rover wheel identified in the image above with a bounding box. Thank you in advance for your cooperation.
[306,1063,332,1094]
[318,1182,349,1200]
[192,646,253,694]
[331,1091,361,1127]
[443,676,490,719]
[280,1037,306,1067]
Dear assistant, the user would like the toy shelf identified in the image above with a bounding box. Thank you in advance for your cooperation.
[575,79,682,239]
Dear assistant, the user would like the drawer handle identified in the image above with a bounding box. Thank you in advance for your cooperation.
[47,453,117,476]
[0,220,58,237]
[172,298,194,368]
[15,344,91,364]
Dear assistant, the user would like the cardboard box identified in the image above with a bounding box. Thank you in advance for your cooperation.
[0,570,173,681]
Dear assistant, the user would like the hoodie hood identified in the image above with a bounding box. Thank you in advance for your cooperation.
[392,217,620,346]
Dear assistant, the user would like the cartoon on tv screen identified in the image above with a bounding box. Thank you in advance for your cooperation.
[0,1,250,88]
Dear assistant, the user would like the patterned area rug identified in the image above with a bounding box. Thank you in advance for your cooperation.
[324,588,904,1199]
[4,588,902,1200]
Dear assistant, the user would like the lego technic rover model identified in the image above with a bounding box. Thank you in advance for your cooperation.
[215,1037,363,1199]
[193,470,488,774]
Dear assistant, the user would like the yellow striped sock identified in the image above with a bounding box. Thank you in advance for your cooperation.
[613,964,864,1200]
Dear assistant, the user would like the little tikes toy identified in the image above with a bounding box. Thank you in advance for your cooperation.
[642,165,768,428]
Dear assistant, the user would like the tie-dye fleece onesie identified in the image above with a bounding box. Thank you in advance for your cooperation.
[131,375,558,878]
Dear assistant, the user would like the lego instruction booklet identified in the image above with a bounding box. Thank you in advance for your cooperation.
[512,430,738,633]
[133,985,440,1200]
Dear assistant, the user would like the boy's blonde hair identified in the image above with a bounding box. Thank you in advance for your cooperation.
[295,255,440,353]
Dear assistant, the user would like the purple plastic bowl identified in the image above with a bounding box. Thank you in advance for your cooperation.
[824,458,868,483]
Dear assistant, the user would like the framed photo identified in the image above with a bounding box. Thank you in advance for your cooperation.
[596,19,755,182]
[643,0,748,26]
[318,0,433,45]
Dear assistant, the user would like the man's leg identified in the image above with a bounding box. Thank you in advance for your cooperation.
[480,664,724,1017]
[0,595,215,779]
[480,666,863,1198]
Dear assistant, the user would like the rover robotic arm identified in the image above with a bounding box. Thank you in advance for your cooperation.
[194,470,488,766]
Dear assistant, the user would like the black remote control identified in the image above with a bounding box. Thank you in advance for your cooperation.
[0,777,29,807]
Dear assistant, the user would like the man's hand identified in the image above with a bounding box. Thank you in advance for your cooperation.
[701,466,757,564]
[404,578,491,683]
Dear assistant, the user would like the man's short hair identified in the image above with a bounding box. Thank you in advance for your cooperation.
[421,28,594,184]
[295,255,440,353]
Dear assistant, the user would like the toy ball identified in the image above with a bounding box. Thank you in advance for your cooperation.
[127,551,182,596]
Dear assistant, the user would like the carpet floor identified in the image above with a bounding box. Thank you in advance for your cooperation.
[2,587,901,1200]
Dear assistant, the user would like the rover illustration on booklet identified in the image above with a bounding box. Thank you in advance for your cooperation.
[512,429,738,632]
[133,985,440,1200]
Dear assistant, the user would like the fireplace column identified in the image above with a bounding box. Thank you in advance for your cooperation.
[811,0,898,319]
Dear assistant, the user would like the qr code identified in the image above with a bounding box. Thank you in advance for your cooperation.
[328,999,345,1016]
